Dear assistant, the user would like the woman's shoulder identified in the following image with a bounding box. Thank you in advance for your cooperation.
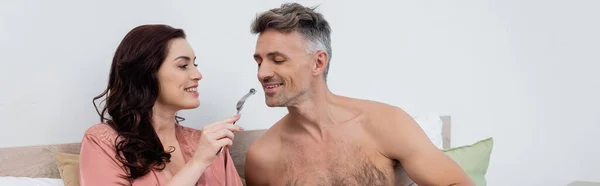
[82,122,119,144]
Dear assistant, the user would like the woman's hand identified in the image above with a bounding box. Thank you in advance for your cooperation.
[165,115,243,186]
[192,114,243,167]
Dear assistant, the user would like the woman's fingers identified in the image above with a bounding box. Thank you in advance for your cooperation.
[197,115,243,154]
[216,138,234,148]
[222,114,241,123]
[203,115,241,132]
[214,123,244,133]
[211,128,235,141]
[204,122,244,134]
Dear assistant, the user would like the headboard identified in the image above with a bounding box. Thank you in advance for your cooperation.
[0,115,451,179]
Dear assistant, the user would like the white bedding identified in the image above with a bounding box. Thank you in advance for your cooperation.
[0,176,64,186]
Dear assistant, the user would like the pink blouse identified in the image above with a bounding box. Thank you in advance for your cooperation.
[78,123,243,186]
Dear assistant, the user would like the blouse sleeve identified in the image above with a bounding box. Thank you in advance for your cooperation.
[223,148,244,186]
[78,124,130,186]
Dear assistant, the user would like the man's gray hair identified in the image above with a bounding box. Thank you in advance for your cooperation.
[251,3,332,80]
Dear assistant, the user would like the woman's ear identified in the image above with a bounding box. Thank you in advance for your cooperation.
[312,50,329,77]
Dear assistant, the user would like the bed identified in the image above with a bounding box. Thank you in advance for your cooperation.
[0,115,459,186]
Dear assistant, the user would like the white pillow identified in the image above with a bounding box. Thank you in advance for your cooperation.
[412,114,444,149]
[0,176,64,186]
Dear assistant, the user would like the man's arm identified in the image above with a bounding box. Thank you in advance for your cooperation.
[372,106,474,186]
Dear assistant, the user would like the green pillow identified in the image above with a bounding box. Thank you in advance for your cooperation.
[443,137,494,186]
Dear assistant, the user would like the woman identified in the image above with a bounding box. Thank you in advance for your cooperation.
[79,24,244,186]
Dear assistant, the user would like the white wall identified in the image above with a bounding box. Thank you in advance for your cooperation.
[1,0,598,185]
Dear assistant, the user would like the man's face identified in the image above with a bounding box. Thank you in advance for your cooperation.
[253,30,314,107]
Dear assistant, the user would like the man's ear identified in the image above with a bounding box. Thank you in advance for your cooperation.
[312,50,329,77]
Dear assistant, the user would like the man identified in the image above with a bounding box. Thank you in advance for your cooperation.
[245,3,474,186]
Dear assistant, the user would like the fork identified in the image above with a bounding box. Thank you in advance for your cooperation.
[215,88,256,155]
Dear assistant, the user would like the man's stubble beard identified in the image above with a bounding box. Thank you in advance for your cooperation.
[266,88,310,108]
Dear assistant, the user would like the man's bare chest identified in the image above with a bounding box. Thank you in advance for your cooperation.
[271,139,395,186]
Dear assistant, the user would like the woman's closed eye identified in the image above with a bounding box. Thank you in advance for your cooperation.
[179,63,198,69]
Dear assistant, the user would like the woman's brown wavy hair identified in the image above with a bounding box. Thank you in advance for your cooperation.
[93,24,186,180]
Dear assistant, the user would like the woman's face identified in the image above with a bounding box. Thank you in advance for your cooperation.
[155,38,202,111]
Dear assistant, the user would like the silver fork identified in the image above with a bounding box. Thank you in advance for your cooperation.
[216,88,256,155]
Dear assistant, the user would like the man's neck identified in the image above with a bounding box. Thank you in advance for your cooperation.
[152,104,177,141]
[287,82,340,141]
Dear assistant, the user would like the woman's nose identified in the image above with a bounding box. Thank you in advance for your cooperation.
[191,69,202,81]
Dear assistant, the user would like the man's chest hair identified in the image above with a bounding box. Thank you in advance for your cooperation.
[273,139,395,186]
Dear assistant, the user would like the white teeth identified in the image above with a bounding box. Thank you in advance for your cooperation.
[266,84,281,89]
[185,88,197,92]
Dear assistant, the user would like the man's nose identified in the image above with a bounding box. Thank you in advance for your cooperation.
[257,62,274,81]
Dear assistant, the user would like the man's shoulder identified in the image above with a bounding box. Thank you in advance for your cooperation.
[244,122,282,181]
[246,119,284,162]
[339,95,398,110]
[347,97,406,118]
[247,124,281,154]
[352,98,414,133]
[244,126,279,185]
